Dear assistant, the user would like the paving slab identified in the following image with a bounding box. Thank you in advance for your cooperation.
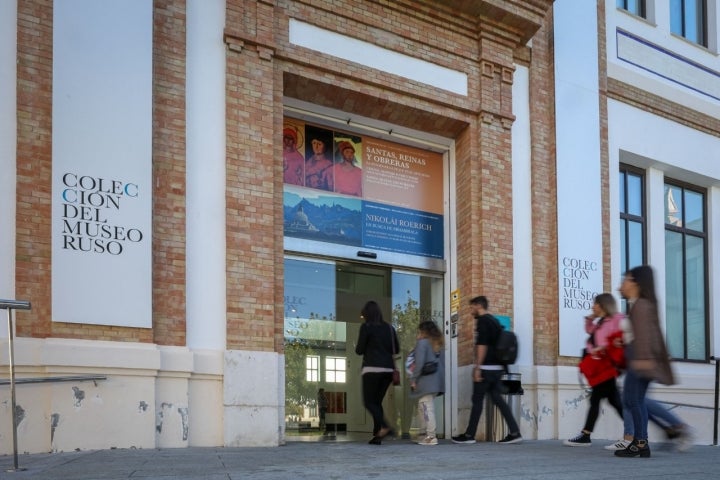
[1,439,718,480]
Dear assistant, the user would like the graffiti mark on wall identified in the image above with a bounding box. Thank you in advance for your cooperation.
[72,386,85,407]
[178,407,189,441]
[50,413,60,444]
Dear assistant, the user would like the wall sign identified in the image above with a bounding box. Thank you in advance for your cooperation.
[51,0,152,327]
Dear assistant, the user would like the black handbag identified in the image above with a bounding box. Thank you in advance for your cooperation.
[420,361,438,375]
[420,351,440,375]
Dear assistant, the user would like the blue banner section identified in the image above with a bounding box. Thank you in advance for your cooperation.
[362,201,443,258]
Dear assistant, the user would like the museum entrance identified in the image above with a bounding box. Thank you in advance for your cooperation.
[283,256,445,442]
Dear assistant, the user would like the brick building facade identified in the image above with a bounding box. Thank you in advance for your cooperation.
[2,0,719,454]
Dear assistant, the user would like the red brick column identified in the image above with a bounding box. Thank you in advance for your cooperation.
[224,0,281,352]
[16,0,53,338]
[152,0,188,346]
[528,10,558,365]
[454,37,516,365]
[15,0,184,344]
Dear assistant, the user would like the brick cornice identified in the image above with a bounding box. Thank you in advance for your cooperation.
[443,0,554,45]
[481,111,515,129]
[607,78,720,139]
[225,0,276,59]
[224,30,276,60]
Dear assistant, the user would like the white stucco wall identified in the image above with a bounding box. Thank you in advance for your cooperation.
[0,339,224,454]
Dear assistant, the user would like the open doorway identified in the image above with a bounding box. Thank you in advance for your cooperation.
[283,256,444,442]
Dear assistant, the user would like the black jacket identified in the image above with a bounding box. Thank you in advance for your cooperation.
[475,313,502,366]
[355,322,399,369]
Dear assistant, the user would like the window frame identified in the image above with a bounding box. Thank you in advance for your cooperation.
[617,0,647,18]
[619,164,647,273]
[670,0,708,47]
[324,356,347,383]
[306,355,320,382]
[663,179,709,362]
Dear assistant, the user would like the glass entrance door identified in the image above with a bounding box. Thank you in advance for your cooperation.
[283,256,444,441]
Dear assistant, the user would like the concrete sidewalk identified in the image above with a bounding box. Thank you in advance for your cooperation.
[1,438,718,480]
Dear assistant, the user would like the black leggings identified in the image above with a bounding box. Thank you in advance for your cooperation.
[362,372,393,435]
[584,377,623,433]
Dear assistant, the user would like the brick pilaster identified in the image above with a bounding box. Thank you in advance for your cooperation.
[224,0,280,352]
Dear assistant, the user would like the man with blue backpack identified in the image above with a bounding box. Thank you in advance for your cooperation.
[452,295,522,445]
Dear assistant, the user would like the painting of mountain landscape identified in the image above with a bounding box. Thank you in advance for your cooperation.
[283,188,362,246]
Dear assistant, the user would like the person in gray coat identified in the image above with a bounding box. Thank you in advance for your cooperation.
[408,321,445,445]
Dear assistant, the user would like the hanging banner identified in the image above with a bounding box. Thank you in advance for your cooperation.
[282,118,444,259]
[51,0,152,327]
[554,0,603,354]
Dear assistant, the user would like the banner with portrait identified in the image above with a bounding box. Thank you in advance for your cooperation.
[282,118,444,259]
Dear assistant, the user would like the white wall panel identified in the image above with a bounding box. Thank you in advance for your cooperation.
[554,0,604,356]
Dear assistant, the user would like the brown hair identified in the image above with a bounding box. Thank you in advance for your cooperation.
[418,320,444,352]
[594,293,618,317]
[626,265,658,304]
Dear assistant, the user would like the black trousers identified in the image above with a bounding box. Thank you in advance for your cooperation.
[584,376,623,432]
[466,369,520,437]
[362,372,393,435]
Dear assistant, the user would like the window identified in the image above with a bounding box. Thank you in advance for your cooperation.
[619,166,646,275]
[617,0,646,17]
[325,357,346,383]
[306,355,319,382]
[664,182,707,361]
[670,0,707,46]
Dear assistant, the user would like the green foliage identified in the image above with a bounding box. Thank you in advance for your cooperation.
[284,339,317,416]
[392,290,420,359]
[283,311,336,417]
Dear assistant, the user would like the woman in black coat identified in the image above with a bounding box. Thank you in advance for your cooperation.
[355,300,399,445]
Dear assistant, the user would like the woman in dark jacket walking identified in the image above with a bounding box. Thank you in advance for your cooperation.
[355,300,399,445]
[615,265,674,458]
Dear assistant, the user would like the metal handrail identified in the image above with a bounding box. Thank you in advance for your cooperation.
[0,375,107,386]
[1,298,30,472]
[0,300,31,311]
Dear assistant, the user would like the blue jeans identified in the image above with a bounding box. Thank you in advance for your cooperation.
[622,368,651,440]
[623,396,682,435]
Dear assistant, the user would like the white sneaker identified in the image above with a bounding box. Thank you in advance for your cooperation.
[674,426,694,452]
[412,432,427,443]
[604,439,631,451]
[418,436,438,446]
